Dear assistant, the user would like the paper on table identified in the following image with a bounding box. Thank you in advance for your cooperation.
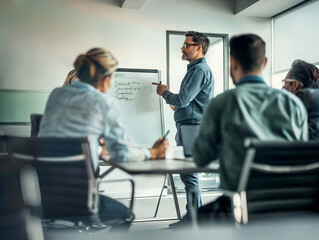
[165,146,185,159]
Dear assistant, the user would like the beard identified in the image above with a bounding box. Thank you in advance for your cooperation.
[182,52,189,61]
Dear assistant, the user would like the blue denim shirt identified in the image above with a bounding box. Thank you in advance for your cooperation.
[162,58,214,123]
[38,81,150,170]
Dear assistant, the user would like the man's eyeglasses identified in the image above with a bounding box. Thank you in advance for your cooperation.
[182,43,199,48]
[281,78,303,87]
[281,79,304,87]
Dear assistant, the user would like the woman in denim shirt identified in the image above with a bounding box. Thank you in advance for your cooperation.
[39,47,169,226]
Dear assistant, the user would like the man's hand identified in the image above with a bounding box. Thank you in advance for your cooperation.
[169,105,175,111]
[152,82,168,96]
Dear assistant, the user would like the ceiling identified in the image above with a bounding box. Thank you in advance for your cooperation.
[234,0,306,17]
[119,0,307,18]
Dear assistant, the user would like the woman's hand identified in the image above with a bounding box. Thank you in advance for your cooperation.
[149,138,169,159]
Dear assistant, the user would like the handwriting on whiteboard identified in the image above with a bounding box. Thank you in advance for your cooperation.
[114,81,144,102]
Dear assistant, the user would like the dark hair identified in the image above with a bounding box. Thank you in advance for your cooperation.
[229,34,265,73]
[185,31,210,55]
[289,60,319,88]
[74,48,118,87]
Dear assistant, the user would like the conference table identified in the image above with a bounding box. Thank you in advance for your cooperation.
[99,155,219,220]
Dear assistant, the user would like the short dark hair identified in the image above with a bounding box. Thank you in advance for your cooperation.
[229,34,266,73]
[185,31,210,55]
[289,60,319,88]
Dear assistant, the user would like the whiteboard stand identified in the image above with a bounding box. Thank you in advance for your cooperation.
[153,174,182,220]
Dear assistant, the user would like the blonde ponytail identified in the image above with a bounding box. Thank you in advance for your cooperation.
[74,48,118,86]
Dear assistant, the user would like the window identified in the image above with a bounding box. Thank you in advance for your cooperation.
[272,0,319,87]
[272,71,288,90]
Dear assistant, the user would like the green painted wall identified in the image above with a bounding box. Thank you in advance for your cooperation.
[0,90,49,123]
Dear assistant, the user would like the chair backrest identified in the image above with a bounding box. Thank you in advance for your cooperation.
[178,124,200,158]
[30,114,43,137]
[236,139,319,224]
[0,140,6,153]
[0,165,44,240]
[2,136,99,219]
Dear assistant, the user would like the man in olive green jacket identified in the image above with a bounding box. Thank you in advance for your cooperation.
[193,34,308,191]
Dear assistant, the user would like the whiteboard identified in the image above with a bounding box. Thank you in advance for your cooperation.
[108,69,164,147]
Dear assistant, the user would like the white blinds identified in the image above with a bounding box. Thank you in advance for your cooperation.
[273,0,319,73]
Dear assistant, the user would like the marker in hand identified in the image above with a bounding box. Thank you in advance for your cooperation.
[152,81,162,85]
[159,130,170,144]
[152,81,168,96]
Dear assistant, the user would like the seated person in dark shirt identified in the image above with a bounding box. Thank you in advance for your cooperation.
[282,60,319,140]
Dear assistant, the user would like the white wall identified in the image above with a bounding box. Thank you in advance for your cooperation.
[0,0,271,92]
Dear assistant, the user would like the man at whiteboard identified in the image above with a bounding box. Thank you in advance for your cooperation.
[153,31,214,215]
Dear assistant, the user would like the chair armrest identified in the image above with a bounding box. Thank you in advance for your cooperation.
[99,179,135,211]
[219,189,246,224]
[219,189,236,198]
[99,166,116,179]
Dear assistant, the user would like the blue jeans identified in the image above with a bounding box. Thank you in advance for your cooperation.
[176,122,202,212]
[180,172,202,212]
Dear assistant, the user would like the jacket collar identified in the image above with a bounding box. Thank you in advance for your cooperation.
[236,75,266,86]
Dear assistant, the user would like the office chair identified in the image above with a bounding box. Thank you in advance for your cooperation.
[30,114,43,137]
[189,139,319,227]
[2,136,135,231]
[0,139,13,168]
[230,139,319,224]
[0,164,44,240]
